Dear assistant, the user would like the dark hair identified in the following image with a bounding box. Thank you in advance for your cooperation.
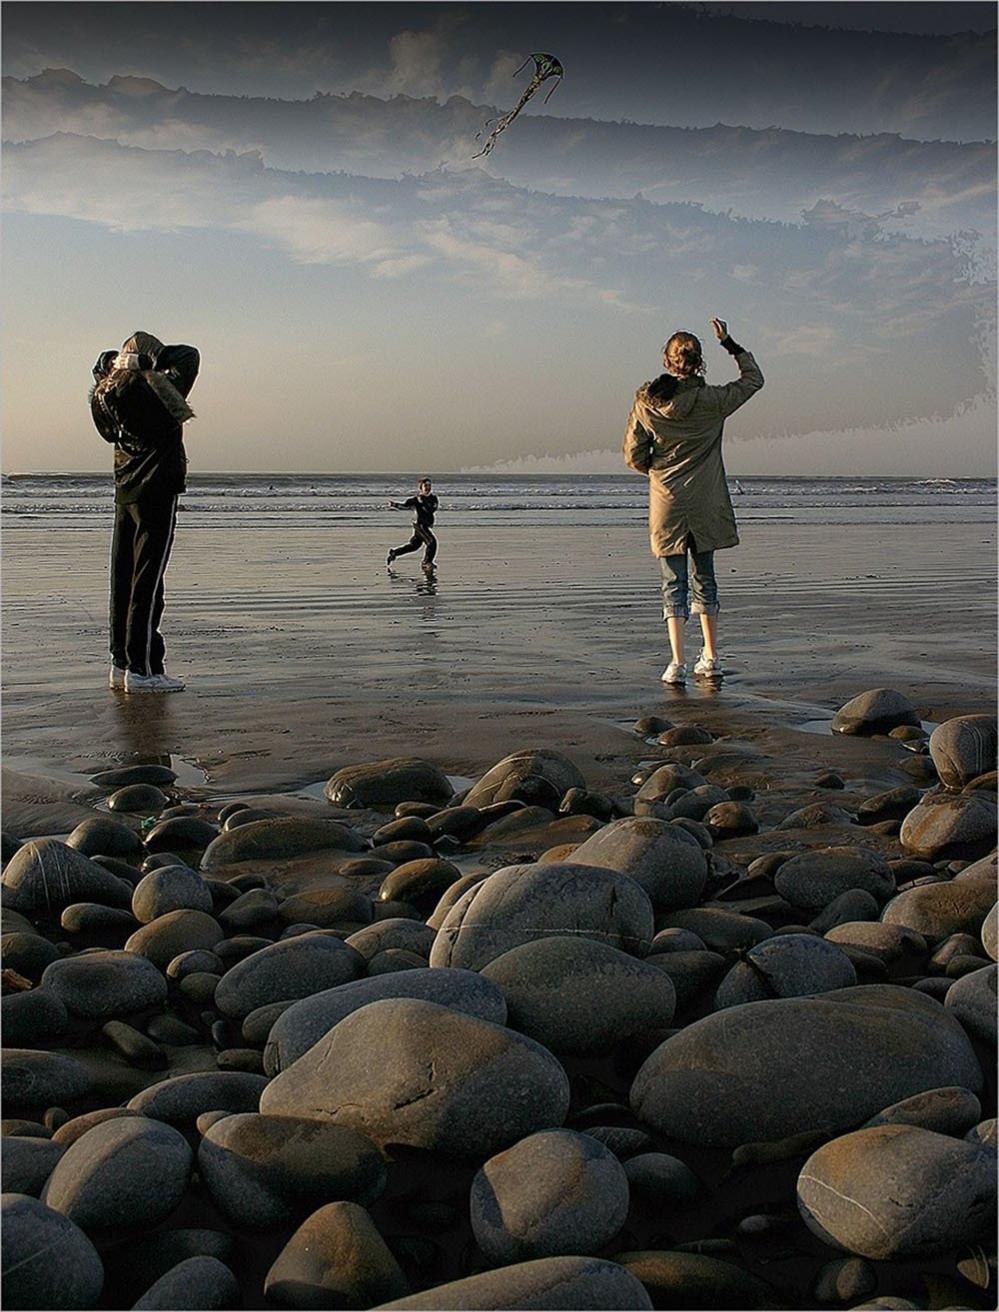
[419,477,432,487]
[663,331,704,378]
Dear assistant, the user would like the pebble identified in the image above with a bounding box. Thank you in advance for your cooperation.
[264,967,508,1074]
[471,1128,629,1263]
[144,816,219,852]
[42,1115,193,1232]
[825,921,926,962]
[584,1125,655,1158]
[2,1135,66,1195]
[659,907,772,951]
[201,818,366,870]
[481,936,675,1056]
[463,750,586,809]
[379,1255,652,1310]
[798,1124,997,1258]
[101,1020,167,1069]
[929,715,998,790]
[222,807,276,830]
[773,846,894,910]
[899,791,998,861]
[66,816,145,860]
[3,1049,91,1110]
[378,859,462,912]
[127,1071,269,1124]
[984,901,998,960]
[92,764,177,788]
[1,930,61,980]
[647,950,727,1009]
[863,1085,982,1135]
[51,1107,139,1146]
[132,864,214,923]
[613,1250,774,1309]
[218,887,279,931]
[107,784,169,814]
[705,800,759,835]
[2,988,69,1045]
[429,861,654,970]
[347,918,436,961]
[325,757,454,808]
[1,1193,105,1309]
[813,1257,878,1304]
[623,1152,699,1206]
[198,1112,386,1228]
[831,688,920,735]
[945,963,997,1044]
[857,786,922,825]
[277,886,372,928]
[882,875,995,942]
[715,934,856,1007]
[261,998,570,1157]
[125,909,223,969]
[213,932,364,1018]
[266,1201,408,1308]
[567,818,708,909]
[2,839,133,916]
[146,1013,202,1045]
[631,985,983,1146]
[133,1256,240,1310]
[59,903,138,937]
[809,888,880,932]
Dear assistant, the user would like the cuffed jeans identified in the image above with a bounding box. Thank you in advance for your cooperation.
[659,547,719,620]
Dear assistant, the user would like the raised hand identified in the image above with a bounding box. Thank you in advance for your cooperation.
[710,317,728,341]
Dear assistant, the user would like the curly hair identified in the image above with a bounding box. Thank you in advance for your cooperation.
[663,331,705,378]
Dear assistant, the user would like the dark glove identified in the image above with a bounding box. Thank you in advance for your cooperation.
[720,336,745,356]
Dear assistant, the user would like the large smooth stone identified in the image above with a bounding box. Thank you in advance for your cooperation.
[899,792,998,860]
[1,1194,104,1309]
[614,1251,775,1310]
[715,934,856,1008]
[1,931,61,981]
[261,998,569,1158]
[278,887,372,928]
[214,933,364,1019]
[2,1136,65,1195]
[2,839,131,915]
[773,847,893,910]
[481,936,675,1056]
[882,874,996,941]
[831,689,920,736]
[945,964,997,1044]
[798,1124,996,1258]
[125,909,223,969]
[202,818,366,870]
[107,783,169,815]
[930,715,998,790]
[630,985,982,1147]
[264,968,508,1074]
[378,859,462,912]
[2,1050,91,1109]
[42,949,167,1019]
[471,1129,629,1264]
[463,750,585,810]
[566,818,707,910]
[66,816,144,860]
[198,1113,386,1229]
[2,988,69,1045]
[265,1202,407,1309]
[133,1256,239,1310]
[635,764,707,804]
[325,759,454,809]
[429,862,654,971]
[41,1115,192,1232]
[824,921,925,962]
[127,1072,268,1124]
[375,1256,653,1310]
[132,865,213,923]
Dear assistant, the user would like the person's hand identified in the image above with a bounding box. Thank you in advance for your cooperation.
[710,318,728,341]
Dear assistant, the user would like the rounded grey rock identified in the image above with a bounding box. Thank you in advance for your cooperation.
[346,918,436,961]
[471,1129,629,1264]
[945,963,997,1044]
[715,934,856,1009]
[41,1115,192,1232]
[125,909,223,969]
[567,818,707,910]
[612,1251,772,1310]
[264,967,508,1074]
[42,949,167,1019]
[201,818,366,870]
[774,847,894,910]
[2,839,132,916]
[809,889,880,934]
[133,1256,239,1310]
[863,1085,982,1135]
[798,1124,997,1258]
[1,1193,104,1309]
[429,862,654,971]
[2,988,69,1046]
[375,1256,652,1310]
[265,1201,407,1309]
[831,688,920,736]
[277,887,372,928]
[481,936,675,1056]
[127,1071,268,1124]
[66,816,144,860]
[1,1136,65,1195]
[899,792,998,861]
[463,750,585,810]
[929,715,998,790]
[882,877,996,942]
[107,783,169,815]
[814,1257,877,1304]
[325,757,454,808]
[2,1049,91,1110]
[630,985,983,1147]
[213,932,364,1018]
[622,1153,699,1207]
[261,998,570,1158]
[132,865,213,923]
[825,921,926,961]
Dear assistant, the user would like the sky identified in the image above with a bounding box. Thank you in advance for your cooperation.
[2,1,996,475]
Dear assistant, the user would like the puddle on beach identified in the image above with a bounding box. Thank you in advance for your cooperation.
[796,717,937,741]
[5,752,210,794]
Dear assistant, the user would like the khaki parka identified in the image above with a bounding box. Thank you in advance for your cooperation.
[623,349,764,558]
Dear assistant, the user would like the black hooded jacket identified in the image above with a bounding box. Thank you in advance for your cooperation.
[91,332,200,505]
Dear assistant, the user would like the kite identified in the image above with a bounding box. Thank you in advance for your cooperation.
[473,52,564,159]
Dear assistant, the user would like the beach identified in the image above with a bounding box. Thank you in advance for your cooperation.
[2,475,997,1311]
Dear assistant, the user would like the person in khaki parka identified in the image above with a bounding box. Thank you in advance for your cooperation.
[623,317,764,685]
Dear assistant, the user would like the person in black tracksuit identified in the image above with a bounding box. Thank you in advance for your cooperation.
[387,478,439,571]
[91,332,199,692]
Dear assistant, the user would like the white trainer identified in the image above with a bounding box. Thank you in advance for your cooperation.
[694,654,724,678]
[124,671,186,694]
[661,661,687,686]
[109,666,126,690]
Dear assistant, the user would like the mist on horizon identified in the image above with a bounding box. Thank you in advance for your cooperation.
[2,1,996,477]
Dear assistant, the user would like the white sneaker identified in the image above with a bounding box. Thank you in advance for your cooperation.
[124,671,186,694]
[661,661,687,686]
[109,666,126,690]
[694,654,724,678]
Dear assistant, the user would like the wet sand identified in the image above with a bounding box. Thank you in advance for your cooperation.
[2,517,994,810]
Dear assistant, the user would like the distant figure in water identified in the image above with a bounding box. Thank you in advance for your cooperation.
[90,331,200,693]
[387,478,439,573]
[623,318,764,686]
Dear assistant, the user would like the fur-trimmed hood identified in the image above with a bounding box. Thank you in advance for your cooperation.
[636,373,705,422]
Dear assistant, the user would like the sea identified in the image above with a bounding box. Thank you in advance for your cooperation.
[2,473,995,528]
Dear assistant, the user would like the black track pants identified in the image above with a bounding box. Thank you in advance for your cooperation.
[109,495,178,675]
[391,525,438,565]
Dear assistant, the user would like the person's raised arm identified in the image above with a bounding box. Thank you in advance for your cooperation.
[623,396,654,475]
[156,344,200,399]
[710,317,764,418]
